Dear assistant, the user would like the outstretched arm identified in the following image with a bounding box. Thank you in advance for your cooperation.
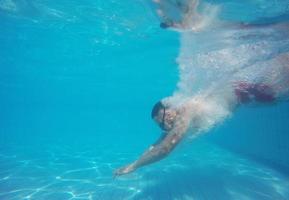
[114,131,185,177]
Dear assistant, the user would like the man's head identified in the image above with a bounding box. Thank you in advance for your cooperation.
[151,101,177,131]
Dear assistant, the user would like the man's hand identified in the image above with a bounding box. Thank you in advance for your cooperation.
[113,163,136,178]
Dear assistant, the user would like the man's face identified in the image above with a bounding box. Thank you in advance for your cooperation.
[154,108,177,131]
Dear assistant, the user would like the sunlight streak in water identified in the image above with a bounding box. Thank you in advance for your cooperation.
[0,141,289,200]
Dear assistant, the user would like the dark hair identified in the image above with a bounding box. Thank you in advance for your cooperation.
[151,101,165,119]
[160,22,170,29]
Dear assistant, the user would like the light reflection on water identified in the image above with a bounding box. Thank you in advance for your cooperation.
[0,141,289,200]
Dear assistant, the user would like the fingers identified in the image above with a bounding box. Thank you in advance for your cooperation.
[113,171,119,179]
[114,168,122,176]
[113,171,120,179]
[113,167,125,178]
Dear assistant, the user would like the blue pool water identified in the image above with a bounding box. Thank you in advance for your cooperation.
[1,0,289,199]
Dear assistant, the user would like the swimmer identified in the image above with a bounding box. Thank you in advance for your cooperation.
[113,81,278,177]
[113,1,289,177]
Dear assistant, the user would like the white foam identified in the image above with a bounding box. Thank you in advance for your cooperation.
[163,4,289,135]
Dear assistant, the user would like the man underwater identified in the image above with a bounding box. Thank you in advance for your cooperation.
[114,0,289,177]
